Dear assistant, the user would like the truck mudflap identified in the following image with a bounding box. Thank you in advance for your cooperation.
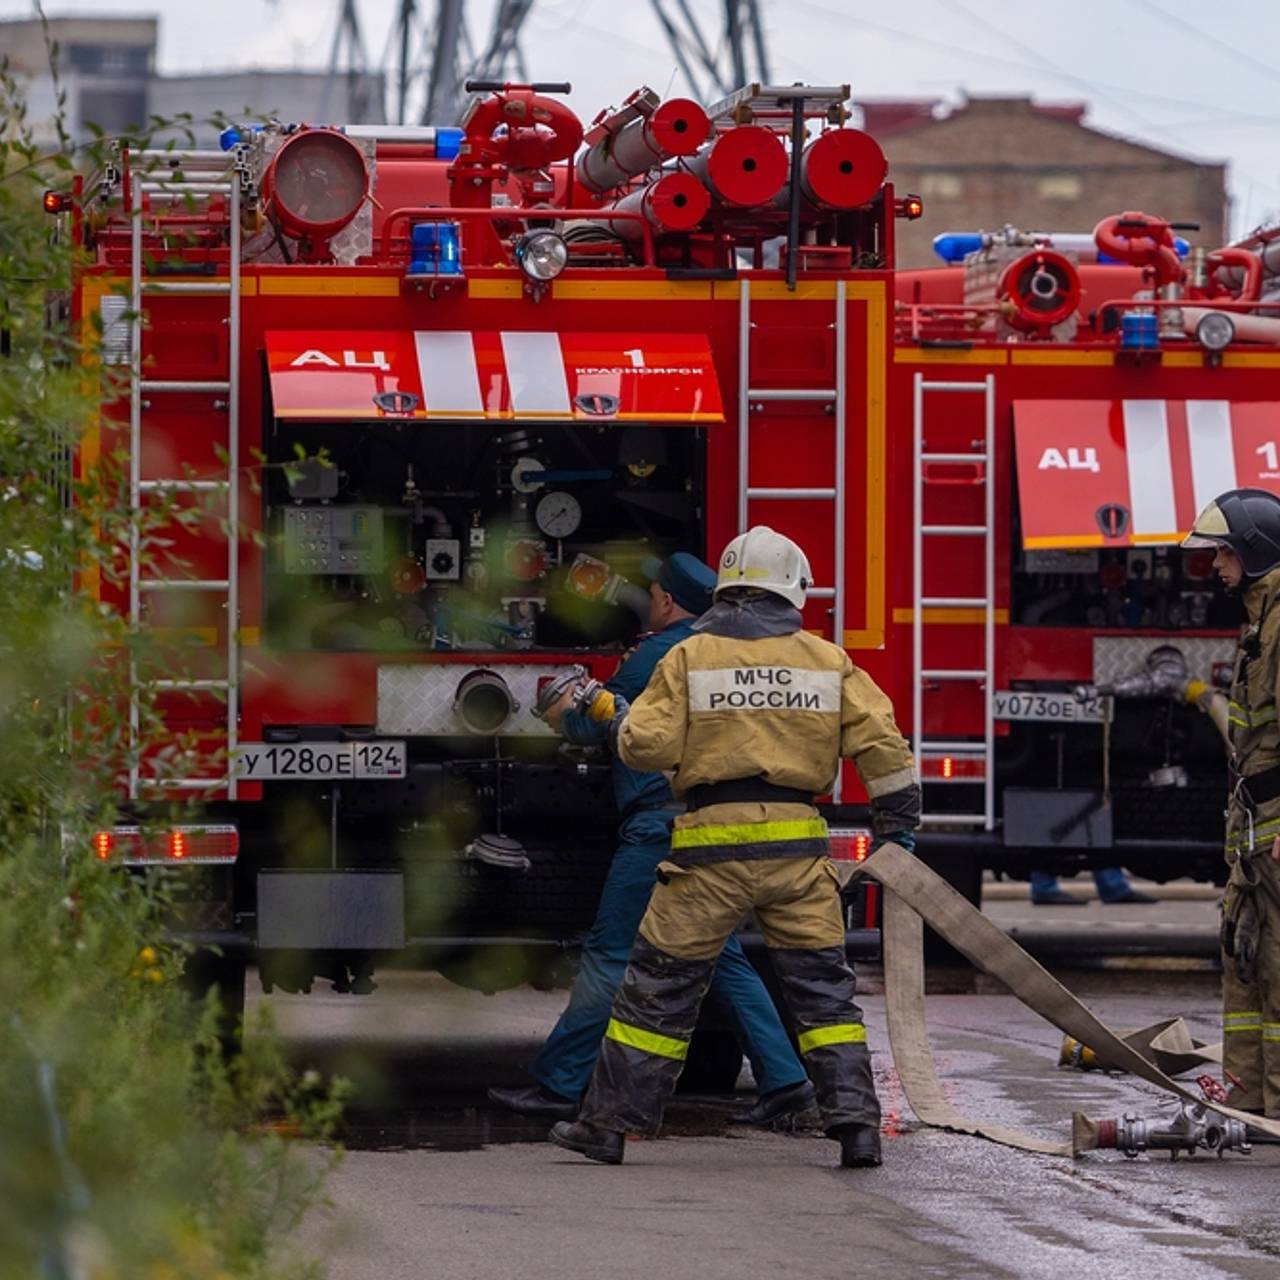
[257,870,406,950]
[850,842,1280,1153]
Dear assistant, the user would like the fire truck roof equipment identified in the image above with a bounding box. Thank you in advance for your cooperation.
[260,126,371,245]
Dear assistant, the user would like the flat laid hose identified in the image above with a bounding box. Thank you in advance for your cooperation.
[854,843,1280,1154]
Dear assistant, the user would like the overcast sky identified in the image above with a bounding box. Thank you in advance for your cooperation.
[7,0,1280,236]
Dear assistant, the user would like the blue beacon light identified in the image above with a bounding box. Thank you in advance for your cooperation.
[407,222,463,277]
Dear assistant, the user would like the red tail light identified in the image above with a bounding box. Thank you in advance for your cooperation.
[921,754,985,781]
[91,825,239,865]
[43,189,72,214]
[829,828,874,861]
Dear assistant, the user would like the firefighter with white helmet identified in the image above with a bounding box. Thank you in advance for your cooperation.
[549,525,920,1167]
[1184,488,1280,1122]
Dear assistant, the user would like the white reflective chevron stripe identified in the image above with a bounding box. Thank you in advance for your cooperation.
[415,331,483,415]
[1186,400,1237,516]
[502,331,571,415]
[688,666,841,713]
[1122,400,1177,537]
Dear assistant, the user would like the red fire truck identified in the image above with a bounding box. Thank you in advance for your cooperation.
[63,80,1277,1033]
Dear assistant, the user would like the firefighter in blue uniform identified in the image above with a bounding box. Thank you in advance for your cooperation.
[489,552,812,1123]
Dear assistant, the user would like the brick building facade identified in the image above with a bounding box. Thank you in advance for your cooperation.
[858,95,1228,269]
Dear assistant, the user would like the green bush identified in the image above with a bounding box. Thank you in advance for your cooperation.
[0,41,345,1280]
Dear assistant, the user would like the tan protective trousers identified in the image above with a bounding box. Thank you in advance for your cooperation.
[1222,854,1280,1117]
[579,855,881,1135]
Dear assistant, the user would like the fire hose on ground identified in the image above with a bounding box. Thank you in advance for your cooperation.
[852,843,1280,1157]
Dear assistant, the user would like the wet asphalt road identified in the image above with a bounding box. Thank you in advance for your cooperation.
[267,961,1280,1280]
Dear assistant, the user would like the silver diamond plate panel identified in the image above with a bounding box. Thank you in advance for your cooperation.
[377,663,575,737]
[1093,636,1235,686]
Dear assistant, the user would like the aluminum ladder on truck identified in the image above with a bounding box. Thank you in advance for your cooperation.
[911,372,996,830]
[737,278,848,801]
[127,150,244,800]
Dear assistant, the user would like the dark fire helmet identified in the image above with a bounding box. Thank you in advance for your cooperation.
[1182,487,1280,578]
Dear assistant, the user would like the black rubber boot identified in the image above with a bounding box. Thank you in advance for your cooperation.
[549,1120,626,1164]
[728,1079,817,1126]
[832,1122,882,1168]
[488,1084,579,1120]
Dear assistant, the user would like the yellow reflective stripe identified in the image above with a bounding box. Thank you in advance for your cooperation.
[1226,818,1280,852]
[797,1023,867,1053]
[1227,701,1277,728]
[1225,1011,1262,1021]
[1264,1023,1280,1041]
[671,818,829,849]
[605,1018,689,1061]
[1224,1016,1263,1033]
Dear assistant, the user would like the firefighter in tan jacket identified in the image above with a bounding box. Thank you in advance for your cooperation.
[1184,489,1280,1121]
[549,526,920,1168]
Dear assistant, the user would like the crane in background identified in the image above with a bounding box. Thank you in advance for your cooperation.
[328,1,771,125]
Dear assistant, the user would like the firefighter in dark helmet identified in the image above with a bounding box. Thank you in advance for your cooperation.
[1184,488,1280,1121]
[548,525,920,1167]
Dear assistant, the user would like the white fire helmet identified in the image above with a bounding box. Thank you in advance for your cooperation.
[713,525,812,608]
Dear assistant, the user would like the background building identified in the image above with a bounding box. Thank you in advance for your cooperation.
[149,70,384,145]
[1,14,383,149]
[1,15,156,145]
[858,95,1229,268]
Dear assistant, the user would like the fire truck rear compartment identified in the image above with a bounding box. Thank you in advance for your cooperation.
[263,417,706,654]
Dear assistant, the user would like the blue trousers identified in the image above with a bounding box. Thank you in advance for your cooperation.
[1030,867,1133,902]
[531,838,807,1101]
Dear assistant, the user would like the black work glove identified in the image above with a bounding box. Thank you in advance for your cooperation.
[1233,890,1261,985]
[1220,888,1240,958]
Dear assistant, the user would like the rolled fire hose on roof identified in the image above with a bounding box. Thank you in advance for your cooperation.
[854,842,1280,1155]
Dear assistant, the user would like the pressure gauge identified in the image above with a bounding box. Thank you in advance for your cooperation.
[535,490,582,539]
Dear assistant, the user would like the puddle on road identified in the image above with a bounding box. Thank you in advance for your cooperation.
[341,1107,552,1152]
[338,1094,814,1152]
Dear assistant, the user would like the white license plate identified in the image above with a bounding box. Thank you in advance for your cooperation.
[992,691,1103,723]
[234,741,407,780]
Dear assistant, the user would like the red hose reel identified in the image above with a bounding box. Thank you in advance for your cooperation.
[997,249,1081,337]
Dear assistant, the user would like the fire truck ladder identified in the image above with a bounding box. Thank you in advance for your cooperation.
[737,278,847,801]
[127,152,245,800]
[912,372,996,830]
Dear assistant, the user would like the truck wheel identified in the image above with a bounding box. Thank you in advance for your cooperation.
[184,948,247,1054]
[677,1023,744,1094]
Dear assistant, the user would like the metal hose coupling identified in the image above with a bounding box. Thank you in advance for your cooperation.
[532,664,616,723]
[1072,1101,1252,1159]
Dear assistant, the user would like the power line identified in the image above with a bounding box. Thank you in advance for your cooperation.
[936,0,1163,132]
[789,0,1254,122]
[1125,0,1280,90]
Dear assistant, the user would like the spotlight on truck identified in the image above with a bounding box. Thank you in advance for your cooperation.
[515,229,568,282]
